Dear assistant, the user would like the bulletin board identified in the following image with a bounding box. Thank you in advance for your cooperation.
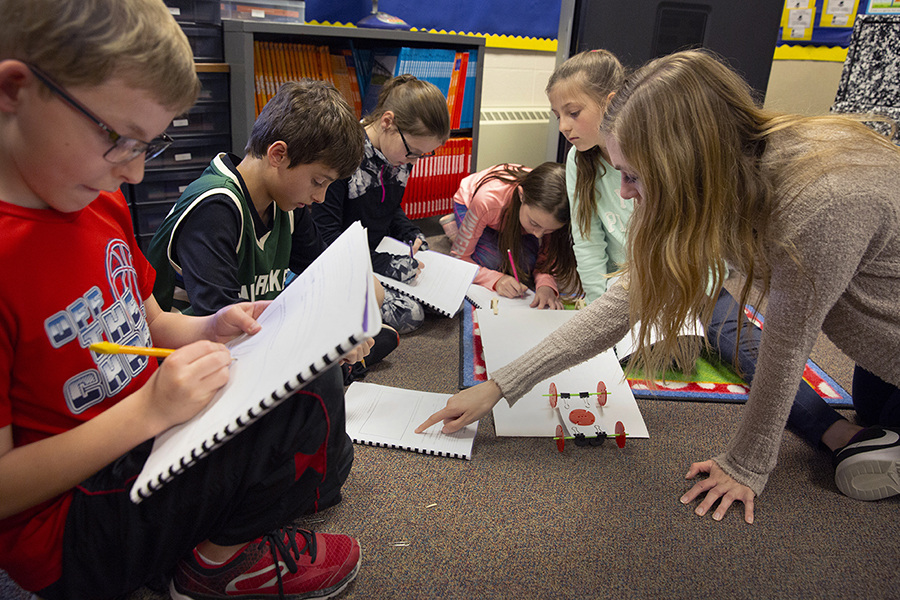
[304,0,561,51]
[777,0,900,60]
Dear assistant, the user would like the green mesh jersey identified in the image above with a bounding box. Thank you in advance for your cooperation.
[146,153,293,315]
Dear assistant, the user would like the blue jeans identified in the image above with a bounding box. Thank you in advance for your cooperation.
[852,365,900,428]
[453,203,539,280]
[706,289,843,448]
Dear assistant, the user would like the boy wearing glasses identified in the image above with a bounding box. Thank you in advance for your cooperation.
[0,1,363,598]
[311,74,451,336]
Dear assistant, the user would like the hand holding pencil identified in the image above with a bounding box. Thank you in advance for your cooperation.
[495,249,528,298]
[89,301,269,430]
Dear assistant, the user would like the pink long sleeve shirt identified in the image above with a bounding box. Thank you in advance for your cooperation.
[451,164,558,293]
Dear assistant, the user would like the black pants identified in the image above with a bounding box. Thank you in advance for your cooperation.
[39,364,352,600]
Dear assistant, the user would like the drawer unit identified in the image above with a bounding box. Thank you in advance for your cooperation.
[146,134,230,171]
[132,200,177,238]
[220,0,305,24]
[197,72,230,104]
[128,168,205,206]
[182,23,224,62]
[125,16,229,243]
[164,0,221,24]
[168,103,230,137]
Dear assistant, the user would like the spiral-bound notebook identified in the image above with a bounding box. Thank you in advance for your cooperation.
[344,382,477,460]
[464,282,535,310]
[374,237,479,317]
[130,222,381,503]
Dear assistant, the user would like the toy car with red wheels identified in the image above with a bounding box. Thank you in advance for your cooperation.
[547,381,627,452]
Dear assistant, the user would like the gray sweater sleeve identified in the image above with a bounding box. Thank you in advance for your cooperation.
[491,278,632,404]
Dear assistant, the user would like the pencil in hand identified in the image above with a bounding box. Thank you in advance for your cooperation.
[89,341,174,358]
[507,248,525,297]
[507,248,520,284]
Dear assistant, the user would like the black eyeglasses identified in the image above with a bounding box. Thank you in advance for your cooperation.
[28,64,173,164]
[396,127,436,159]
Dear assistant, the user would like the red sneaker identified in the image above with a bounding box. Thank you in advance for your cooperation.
[170,526,360,599]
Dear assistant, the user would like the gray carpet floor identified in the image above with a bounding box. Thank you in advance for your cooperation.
[4,220,898,599]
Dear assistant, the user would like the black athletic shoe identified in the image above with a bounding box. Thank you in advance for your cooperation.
[833,426,900,501]
[366,325,399,366]
[346,325,399,383]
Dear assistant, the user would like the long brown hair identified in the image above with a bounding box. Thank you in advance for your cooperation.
[474,163,581,295]
[361,74,451,143]
[603,49,900,379]
[546,50,625,239]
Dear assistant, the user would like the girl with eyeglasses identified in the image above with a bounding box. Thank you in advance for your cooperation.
[311,74,450,342]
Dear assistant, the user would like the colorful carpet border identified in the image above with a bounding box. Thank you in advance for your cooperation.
[459,301,852,407]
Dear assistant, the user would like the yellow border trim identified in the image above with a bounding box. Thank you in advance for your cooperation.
[773,45,848,62]
[306,20,357,28]
[305,21,557,52]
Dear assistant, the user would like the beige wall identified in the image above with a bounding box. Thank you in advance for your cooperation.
[476,49,848,167]
[763,59,845,115]
[480,48,557,108]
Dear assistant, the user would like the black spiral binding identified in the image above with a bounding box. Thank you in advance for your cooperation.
[352,437,466,460]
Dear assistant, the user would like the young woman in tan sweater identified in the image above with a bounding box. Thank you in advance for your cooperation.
[419,49,900,524]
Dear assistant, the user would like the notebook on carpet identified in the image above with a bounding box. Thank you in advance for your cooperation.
[459,300,852,407]
[374,236,479,317]
[345,382,477,459]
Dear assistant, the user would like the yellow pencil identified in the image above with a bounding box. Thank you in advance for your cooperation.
[89,341,174,358]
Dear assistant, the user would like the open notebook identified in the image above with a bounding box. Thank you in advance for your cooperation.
[130,222,381,503]
[374,236,478,317]
[344,382,477,460]
[464,282,535,310]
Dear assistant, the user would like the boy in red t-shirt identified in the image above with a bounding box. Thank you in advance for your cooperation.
[0,0,362,597]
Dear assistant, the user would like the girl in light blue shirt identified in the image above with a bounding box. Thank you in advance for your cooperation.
[546,50,630,304]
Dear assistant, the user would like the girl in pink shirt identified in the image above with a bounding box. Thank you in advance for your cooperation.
[450,162,580,309]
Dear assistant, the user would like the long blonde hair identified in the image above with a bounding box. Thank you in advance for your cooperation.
[545,50,625,239]
[603,49,900,378]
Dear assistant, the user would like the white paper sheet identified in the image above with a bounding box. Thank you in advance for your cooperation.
[464,282,535,311]
[131,223,381,502]
[375,237,479,317]
[476,308,649,439]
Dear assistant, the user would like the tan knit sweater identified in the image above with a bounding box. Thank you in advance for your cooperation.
[491,130,900,495]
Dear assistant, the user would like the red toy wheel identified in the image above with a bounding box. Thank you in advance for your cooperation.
[615,421,626,448]
[549,382,558,409]
[555,424,565,452]
[597,380,608,407]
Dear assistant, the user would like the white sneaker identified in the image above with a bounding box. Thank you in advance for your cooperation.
[833,426,900,501]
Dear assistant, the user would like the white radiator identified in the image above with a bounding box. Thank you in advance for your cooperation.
[476,107,554,171]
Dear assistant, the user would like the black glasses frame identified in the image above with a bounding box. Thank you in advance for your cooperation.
[396,127,436,160]
[28,64,173,164]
